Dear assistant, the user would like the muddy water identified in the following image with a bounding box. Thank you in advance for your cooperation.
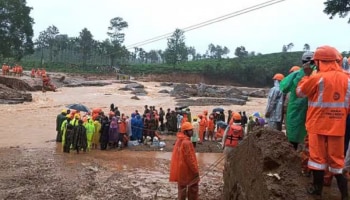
[0,81,265,199]
[0,81,266,148]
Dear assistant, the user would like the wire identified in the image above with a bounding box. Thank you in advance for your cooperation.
[125,0,286,49]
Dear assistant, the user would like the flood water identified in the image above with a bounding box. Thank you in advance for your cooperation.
[0,81,266,199]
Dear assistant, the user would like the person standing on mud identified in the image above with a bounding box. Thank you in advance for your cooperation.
[296,45,349,199]
[159,107,165,131]
[265,73,285,131]
[63,120,74,153]
[169,122,199,200]
[280,53,314,150]
[100,116,110,150]
[73,120,87,154]
[222,113,244,157]
[56,109,67,142]
[191,117,199,148]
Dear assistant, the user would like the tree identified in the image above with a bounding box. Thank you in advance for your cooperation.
[164,29,188,67]
[234,46,248,58]
[78,28,94,66]
[207,44,230,59]
[303,43,310,51]
[287,43,294,51]
[187,46,196,61]
[324,0,350,23]
[107,17,128,44]
[0,0,34,61]
[106,17,129,66]
[282,45,288,52]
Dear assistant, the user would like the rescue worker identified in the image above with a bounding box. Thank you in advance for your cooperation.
[296,45,349,199]
[265,73,284,131]
[169,122,199,200]
[73,120,87,154]
[84,117,95,151]
[92,117,101,149]
[280,52,314,150]
[198,114,206,144]
[222,112,244,158]
[191,116,199,148]
[56,109,67,142]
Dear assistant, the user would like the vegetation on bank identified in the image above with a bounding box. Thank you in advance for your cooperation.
[20,51,307,87]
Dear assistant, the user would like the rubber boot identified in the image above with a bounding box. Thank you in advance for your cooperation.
[307,170,324,198]
[335,174,349,200]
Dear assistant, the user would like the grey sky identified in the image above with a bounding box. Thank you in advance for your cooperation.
[26,0,350,57]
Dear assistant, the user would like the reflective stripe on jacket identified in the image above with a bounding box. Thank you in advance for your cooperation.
[296,61,350,136]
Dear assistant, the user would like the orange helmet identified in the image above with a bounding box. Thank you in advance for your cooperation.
[197,114,203,118]
[232,112,242,121]
[273,73,284,81]
[181,122,193,132]
[289,66,300,73]
[313,45,339,61]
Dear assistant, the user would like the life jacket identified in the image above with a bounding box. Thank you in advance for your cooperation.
[225,124,243,148]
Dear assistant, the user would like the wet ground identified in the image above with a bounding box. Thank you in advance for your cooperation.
[0,78,342,199]
[0,81,252,200]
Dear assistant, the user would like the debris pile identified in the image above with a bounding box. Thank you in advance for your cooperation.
[223,128,308,200]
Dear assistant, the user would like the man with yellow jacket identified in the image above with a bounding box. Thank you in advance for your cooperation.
[296,45,349,199]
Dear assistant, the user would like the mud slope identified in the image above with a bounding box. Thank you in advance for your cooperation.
[223,128,308,200]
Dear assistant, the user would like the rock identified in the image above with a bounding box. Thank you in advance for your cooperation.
[125,83,144,89]
[131,96,140,100]
[160,82,173,86]
[249,89,267,98]
[158,89,169,93]
[226,87,243,95]
[131,88,148,95]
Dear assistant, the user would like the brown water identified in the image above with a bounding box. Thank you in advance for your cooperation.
[0,81,265,199]
[0,81,266,148]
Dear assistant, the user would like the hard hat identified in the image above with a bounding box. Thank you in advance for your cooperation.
[61,109,67,114]
[302,51,314,62]
[273,73,284,81]
[181,122,193,132]
[197,114,203,118]
[74,113,80,119]
[289,66,300,73]
[233,112,242,121]
[66,114,71,118]
[193,116,198,120]
[203,110,208,114]
[313,45,339,61]
[109,111,115,116]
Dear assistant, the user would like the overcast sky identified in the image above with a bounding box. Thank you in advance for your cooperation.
[26,0,350,57]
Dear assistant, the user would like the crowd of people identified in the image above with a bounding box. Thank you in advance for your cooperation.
[56,104,261,153]
[264,45,350,199]
[1,63,23,76]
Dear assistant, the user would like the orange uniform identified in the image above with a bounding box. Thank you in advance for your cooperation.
[198,116,206,143]
[296,49,350,174]
[169,128,199,200]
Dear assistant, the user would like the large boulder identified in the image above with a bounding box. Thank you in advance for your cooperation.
[249,89,267,98]
[223,128,308,200]
[125,83,145,89]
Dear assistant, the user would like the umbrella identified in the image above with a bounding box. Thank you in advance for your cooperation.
[213,107,224,113]
[252,112,262,118]
[67,103,90,113]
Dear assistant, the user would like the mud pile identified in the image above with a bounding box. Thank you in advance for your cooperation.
[223,128,308,200]
[0,76,34,104]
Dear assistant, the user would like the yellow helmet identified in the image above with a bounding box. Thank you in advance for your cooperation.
[61,109,67,114]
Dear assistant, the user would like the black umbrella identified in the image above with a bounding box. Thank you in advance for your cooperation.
[67,103,90,113]
[213,107,224,113]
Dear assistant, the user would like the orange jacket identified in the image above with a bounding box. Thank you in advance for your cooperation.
[169,132,186,182]
[207,119,215,131]
[119,121,127,134]
[199,118,206,133]
[296,61,350,136]
[177,137,199,185]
